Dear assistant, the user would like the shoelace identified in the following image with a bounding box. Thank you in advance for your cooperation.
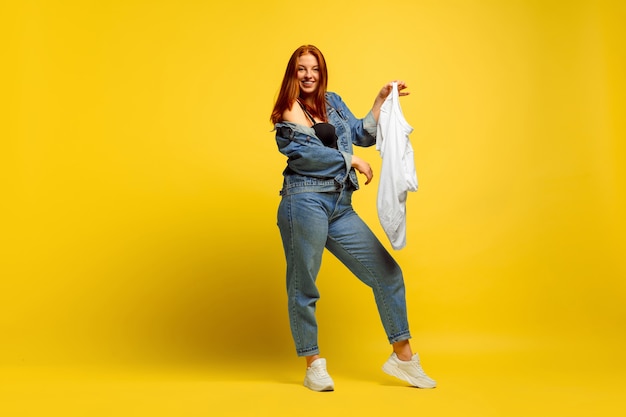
[403,358,428,376]
[309,365,330,378]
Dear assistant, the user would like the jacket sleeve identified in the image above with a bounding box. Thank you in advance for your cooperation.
[327,92,377,148]
[275,124,352,182]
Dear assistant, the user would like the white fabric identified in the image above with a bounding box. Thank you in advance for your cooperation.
[376,82,418,250]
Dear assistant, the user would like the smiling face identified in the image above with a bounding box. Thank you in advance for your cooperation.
[296,54,320,99]
[270,45,329,124]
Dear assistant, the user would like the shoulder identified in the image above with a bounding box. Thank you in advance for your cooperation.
[282,101,309,126]
[325,91,347,109]
[281,101,298,120]
[325,91,341,103]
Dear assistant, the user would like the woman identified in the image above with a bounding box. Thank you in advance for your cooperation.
[271,45,436,391]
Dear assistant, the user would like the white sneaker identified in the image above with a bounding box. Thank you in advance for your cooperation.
[304,358,335,391]
[382,352,437,388]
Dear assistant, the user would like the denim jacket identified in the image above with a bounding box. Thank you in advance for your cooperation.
[275,92,378,196]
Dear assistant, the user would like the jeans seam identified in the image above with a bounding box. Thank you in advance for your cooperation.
[286,196,302,351]
[325,229,398,339]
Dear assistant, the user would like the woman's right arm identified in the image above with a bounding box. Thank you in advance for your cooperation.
[350,154,373,185]
[276,124,352,182]
[278,103,373,185]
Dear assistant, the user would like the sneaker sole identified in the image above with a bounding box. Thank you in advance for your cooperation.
[382,362,437,389]
[304,379,334,392]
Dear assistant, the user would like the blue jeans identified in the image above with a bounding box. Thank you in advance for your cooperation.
[277,189,411,357]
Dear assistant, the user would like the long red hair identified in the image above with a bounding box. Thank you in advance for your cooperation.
[270,45,329,125]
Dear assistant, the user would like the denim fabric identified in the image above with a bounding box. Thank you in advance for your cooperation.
[277,189,411,356]
[275,92,378,196]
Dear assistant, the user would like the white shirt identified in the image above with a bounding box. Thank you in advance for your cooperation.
[376,82,418,250]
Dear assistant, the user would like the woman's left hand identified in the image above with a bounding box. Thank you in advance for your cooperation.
[372,80,409,122]
[377,80,409,102]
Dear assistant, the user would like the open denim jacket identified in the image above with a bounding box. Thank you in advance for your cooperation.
[275,92,378,196]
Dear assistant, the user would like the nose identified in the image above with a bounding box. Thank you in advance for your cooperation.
[304,69,314,78]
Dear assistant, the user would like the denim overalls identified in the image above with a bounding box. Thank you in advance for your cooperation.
[275,92,411,356]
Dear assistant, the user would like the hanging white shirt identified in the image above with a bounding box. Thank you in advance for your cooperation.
[376,82,418,250]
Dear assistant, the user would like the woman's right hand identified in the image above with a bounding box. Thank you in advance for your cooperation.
[351,155,373,185]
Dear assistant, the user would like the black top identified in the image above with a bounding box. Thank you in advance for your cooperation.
[297,100,338,149]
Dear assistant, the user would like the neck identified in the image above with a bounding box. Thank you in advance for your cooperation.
[299,94,315,107]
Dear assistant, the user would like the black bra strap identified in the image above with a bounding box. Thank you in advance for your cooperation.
[296,100,317,126]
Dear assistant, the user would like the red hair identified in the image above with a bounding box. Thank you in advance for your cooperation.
[270,45,329,125]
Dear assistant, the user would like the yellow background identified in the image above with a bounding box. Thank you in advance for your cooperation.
[2,0,625,416]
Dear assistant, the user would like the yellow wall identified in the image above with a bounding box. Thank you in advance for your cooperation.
[3,0,625,371]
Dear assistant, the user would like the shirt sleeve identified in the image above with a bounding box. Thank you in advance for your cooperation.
[326,92,377,148]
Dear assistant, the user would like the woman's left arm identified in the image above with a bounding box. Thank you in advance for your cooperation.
[329,82,409,147]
